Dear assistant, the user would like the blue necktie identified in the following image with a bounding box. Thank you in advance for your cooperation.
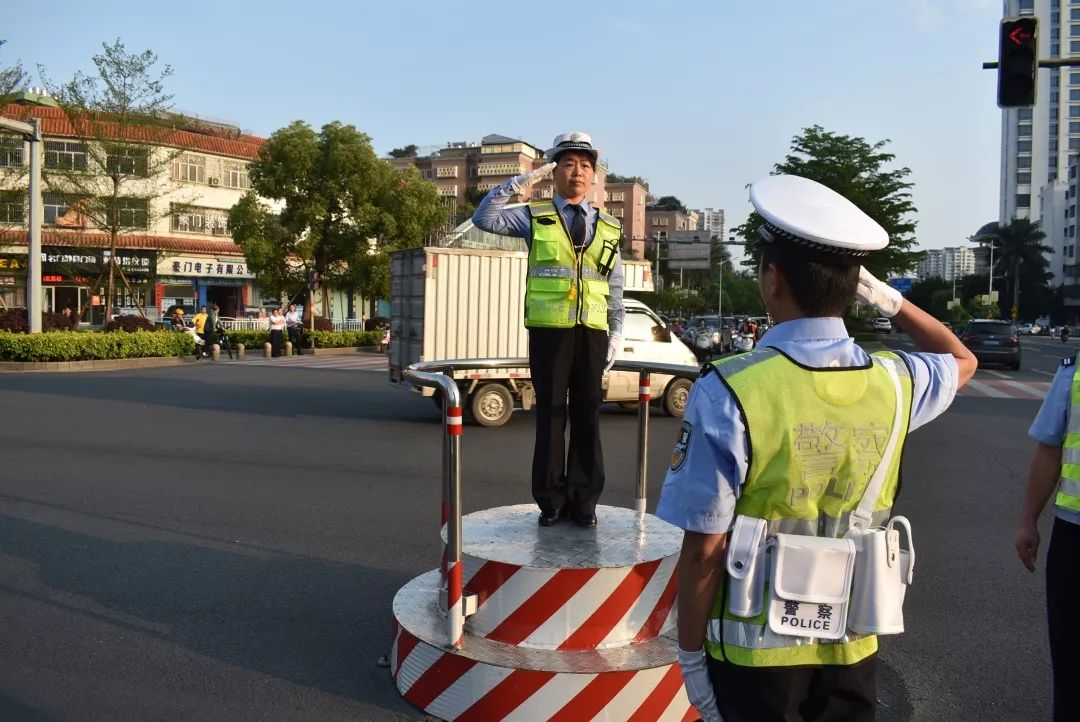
[568,204,586,250]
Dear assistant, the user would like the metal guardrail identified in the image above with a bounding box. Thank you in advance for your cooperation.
[404,356,699,649]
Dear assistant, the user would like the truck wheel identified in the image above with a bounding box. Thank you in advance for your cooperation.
[663,378,693,417]
[471,383,514,427]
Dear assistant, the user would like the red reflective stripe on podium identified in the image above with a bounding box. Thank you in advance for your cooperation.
[639,393,651,403]
[463,559,520,608]
[633,565,679,642]
[455,669,556,722]
[640,377,651,386]
[558,559,662,650]
[402,651,477,710]
[548,670,637,721]
[627,664,684,722]
[486,568,599,645]
[393,628,421,681]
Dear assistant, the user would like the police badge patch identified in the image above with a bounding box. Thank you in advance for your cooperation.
[670,420,693,471]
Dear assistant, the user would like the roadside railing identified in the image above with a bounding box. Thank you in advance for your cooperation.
[404,357,699,649]
[217,318,368,332]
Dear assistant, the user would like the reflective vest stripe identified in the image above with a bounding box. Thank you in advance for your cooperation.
[1057,361,1080,513]
[528,266,576,279]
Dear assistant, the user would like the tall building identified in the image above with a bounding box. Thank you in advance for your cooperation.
[604,181,648,258]
[695,207,725,239]
[1058,154,1080,311]
[915,247,976,281]
[999,0,1061,224]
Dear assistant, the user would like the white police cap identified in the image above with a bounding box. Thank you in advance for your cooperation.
[749,175,888,260]
[545,131,600,163]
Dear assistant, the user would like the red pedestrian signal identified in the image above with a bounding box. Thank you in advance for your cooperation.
[998,17,1038,108]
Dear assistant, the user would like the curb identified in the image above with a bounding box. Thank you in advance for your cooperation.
[295,346,383,357]
[0,356,198,373]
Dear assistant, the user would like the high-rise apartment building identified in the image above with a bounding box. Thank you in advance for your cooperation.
[915,247,976,281]
[604,182,648,258]
[696,207,725,239]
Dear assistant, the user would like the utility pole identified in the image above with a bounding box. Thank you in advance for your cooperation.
[1,116,43,333]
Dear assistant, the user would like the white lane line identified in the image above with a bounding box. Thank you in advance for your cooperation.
[983,370,1012,379]
[964,380,1011,398]
[1001,380,1048,399]
[1032,369,1057,377]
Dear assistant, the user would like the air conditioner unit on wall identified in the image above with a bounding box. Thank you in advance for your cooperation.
[208,177,220,187]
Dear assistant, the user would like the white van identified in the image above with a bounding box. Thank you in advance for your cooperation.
[389,247,698,426]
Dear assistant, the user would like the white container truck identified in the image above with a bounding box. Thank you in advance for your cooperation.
[389,246,697,426]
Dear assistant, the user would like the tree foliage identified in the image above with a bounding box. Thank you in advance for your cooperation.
[733,125,920,278]
[40,39,182,320]
[0,39,27,107]
[229,120,444,304]
[605,172,649,190]
[652,195,687,213]
[388,143,418,158]
[988,218,1053,319]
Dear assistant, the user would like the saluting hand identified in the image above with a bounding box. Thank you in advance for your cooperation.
[508,162,556,195]
[1015,521,1040,573]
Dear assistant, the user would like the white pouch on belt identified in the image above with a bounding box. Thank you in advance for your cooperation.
[726,515,769,618]
[767,533,856,641]
[847,516,914,635]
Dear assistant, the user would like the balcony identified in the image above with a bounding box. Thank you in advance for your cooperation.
[438,185,458,197]
[477,162,528,177]
[436,166,458,178]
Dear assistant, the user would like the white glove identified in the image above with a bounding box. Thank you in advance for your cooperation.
[856,267,903,318]
[604,333,621,374]
[508,162,556,195]
[677,648,723,722]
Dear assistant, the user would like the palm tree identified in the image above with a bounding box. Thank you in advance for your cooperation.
[991,218,1052,318]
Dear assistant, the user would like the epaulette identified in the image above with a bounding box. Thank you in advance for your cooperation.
[1064,354,1077,367]
[597,210,621,227]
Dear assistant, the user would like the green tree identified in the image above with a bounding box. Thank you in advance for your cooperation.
[229,120,444,313]
[605,172,649,190]
[906,277,951,319]
[732,125,921,278]
[652,195,687,213]
[0,39,27,106]
[40,39,184,320]
[388,144,418,159]
[988,218,1053,320]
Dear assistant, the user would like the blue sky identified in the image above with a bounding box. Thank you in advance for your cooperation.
[5,0,1001,261]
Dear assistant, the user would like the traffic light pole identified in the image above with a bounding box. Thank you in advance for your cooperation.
[983,58,1080,69]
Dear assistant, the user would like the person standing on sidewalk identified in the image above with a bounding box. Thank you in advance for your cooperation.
[285,303,303,355]
[193,306,209,358]
[472,132,624,529]
[269,307,286,357]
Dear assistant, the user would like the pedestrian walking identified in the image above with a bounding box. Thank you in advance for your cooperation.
[204,304,219,355]
[1016,351,1080,721]
[285,303,303,355]
[658,175,976,722]
[472,132,623,528]
[193,306,209,357]
[269,307,286,357]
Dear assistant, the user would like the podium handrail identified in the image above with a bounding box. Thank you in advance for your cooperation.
[404,356,699,649]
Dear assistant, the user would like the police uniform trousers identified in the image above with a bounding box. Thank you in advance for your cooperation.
[528,325,607,518]
[707,656,877,722]
[1047,517,1080,722]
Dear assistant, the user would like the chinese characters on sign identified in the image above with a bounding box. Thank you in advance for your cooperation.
[157,256,254,279]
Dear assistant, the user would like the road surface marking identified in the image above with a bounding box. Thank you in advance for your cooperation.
[1000,380,1049,399]
[983,370,1012,379]
[963,380,1011,398]
[1032,369,1056,377]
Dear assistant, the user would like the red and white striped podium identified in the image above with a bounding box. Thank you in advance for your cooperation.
[391,503,697,721]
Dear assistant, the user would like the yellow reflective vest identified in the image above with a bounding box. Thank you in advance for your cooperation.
[1056,358,1080,513]
[524,201,621,331]
[704,347,913,667]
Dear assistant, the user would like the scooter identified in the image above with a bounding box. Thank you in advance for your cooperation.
[693,329,714,363]
[734,333,755,354]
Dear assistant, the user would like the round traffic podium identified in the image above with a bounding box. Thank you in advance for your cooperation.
[391,504,698,721]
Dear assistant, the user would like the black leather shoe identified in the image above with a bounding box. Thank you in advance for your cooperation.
[574,513,597,528]
[538,511,562,527]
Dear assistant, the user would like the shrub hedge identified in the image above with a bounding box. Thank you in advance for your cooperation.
[0,330,194,362]
[225,329,380,349]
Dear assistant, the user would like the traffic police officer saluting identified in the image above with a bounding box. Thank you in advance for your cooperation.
[473,132,624,528]
[657,176,976,721]
[1016,352,1080,720]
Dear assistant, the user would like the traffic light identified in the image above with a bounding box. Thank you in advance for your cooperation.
[998,17,1038,108]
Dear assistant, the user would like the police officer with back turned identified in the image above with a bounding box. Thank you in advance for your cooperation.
[473,132,624,528]
[657,175,976,721]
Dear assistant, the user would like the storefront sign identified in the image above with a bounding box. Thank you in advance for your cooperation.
[157,255,254,279]
[41,247,155,274]
[0,254,27,272]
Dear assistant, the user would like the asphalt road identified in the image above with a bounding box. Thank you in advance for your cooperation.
[0,341,1068,721]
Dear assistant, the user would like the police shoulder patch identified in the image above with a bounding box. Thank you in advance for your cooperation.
[670,420,693,471]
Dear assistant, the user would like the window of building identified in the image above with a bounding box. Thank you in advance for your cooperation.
[172,154,205,183]
[1018,108,1033,120]
[423,169,432,179]
[1020,0,1035,11]
[1017,171,1031,184]
[1071,40,1080,53]
[0,136,22,167]
[1017,155,1032,169]
[1053,91,1061,104]
[106,148,149,177]
[1019,122,1033,137]
[109,199,149,229]
[1018,140,1032,153]
[223,161,250,189]
[1016,193,1031,208]
[1053,42,1062,56]
[171,204,230,235]
[43,193,75,225]
[44,140,88,171]
[1071,137,1080,150]
[1070,105,1080,118]
[0,190,23,223]
[1051,138,1060,152]
[1072,24,1080,36]
[610,207,624,218]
